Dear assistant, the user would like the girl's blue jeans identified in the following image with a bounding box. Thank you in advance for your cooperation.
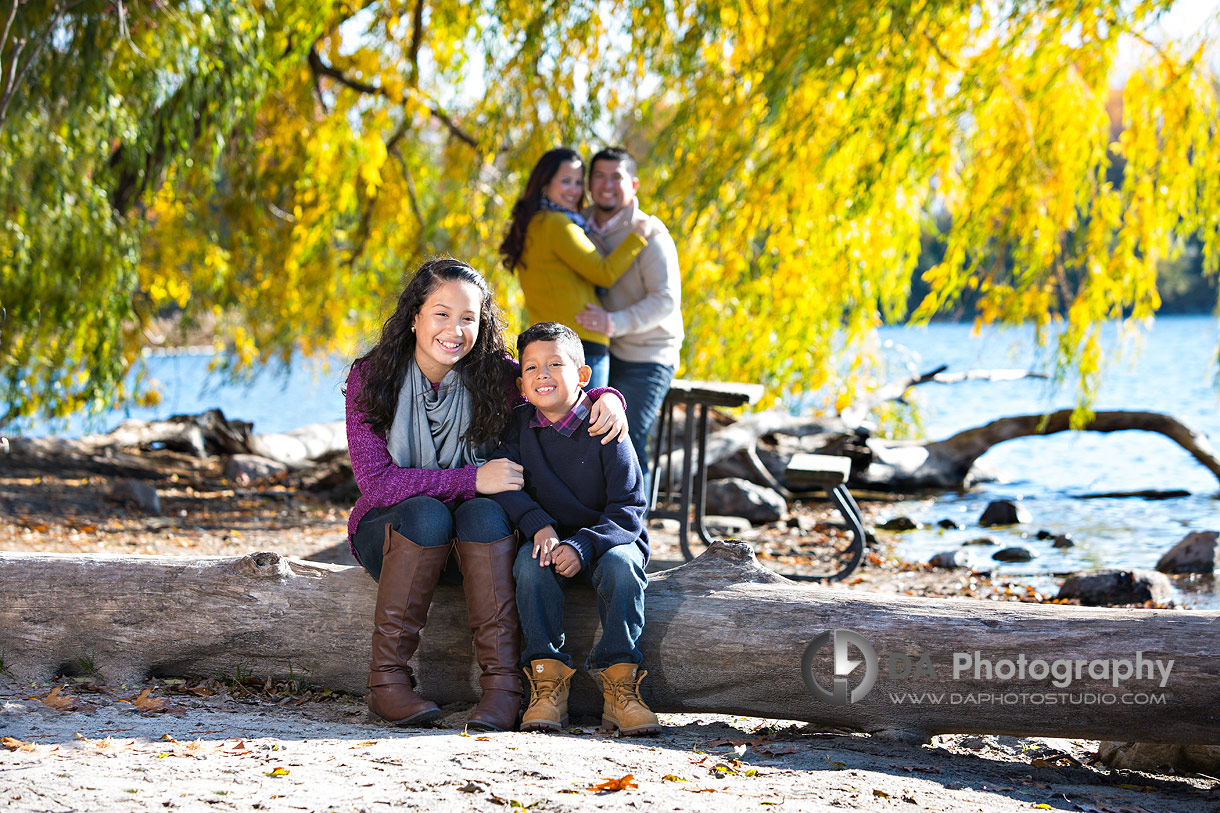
[353,496,512,582]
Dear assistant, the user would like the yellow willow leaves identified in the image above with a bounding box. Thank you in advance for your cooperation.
[7,0,1210,426]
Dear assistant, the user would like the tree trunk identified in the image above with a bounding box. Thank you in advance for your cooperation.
[2,543,1216,744]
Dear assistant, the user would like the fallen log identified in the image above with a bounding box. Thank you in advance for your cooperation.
[1,543,1217,744]
[866,410,1220,490]
[8,411,348,470]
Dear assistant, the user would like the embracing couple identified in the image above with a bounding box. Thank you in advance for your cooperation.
[344,149,682,735]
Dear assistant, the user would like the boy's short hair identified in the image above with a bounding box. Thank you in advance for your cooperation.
[590,147,637,179]
[517,322,585,367]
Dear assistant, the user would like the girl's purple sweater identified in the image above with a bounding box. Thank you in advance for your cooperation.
[345,360,622,548]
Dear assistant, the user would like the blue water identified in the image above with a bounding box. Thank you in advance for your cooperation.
[13,316,1220,605]
[19,350,351,438]
[872,315,1220,607]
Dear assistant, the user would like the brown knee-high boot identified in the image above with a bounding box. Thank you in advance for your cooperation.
[455,534,523,731]
[367,526,451,726]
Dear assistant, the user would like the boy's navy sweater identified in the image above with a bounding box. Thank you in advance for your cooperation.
[490,401,649,568]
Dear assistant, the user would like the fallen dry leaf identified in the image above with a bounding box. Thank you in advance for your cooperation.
[125,688,182,714]
[1,736,36,752]
[33,686,94,712]
[264,766,290,777]
[589,774,638,792]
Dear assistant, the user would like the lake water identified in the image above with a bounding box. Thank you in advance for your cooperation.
[15,316,1220,606]
[872,315,1220,608]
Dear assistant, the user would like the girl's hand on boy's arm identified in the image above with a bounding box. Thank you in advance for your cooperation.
[533,525,560,566]
[589,392,629,445]
[552,544,582,578]
[476,458,524,494]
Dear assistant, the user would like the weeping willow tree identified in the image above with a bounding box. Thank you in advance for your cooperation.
[2,0,1217,429]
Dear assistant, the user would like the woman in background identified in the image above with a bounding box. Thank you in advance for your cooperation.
[499,148,652,388]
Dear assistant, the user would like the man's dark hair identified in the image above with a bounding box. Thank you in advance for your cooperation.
[517,322,585,368]
[589,147,637,179]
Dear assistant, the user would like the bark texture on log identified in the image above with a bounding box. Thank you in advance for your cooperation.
[1,544,1217,744]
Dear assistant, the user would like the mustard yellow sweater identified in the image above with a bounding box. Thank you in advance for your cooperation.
[517,211,647,346]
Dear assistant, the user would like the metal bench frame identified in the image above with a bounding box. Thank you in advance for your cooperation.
[648,381,868,581]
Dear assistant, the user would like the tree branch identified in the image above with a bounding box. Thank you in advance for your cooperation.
[307,45,478,147]
[407,0,424,85]
[0,0,77,128]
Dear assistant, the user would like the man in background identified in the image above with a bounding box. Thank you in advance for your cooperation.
[575,148,684,485]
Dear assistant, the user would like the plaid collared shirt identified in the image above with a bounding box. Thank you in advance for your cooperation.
[529,390,593,437]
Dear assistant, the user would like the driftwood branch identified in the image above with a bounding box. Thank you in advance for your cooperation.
[2,543,1217,744]
[8,410,345,468]
[894,410,1220,490]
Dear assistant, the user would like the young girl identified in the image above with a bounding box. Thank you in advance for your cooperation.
[498,147,653,388]
[346,257,628,731]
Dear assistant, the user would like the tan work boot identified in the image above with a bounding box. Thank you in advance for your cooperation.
[520,659,576,732]
[597,663,660,736]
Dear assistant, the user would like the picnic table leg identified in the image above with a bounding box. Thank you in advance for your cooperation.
[691,402,716,556]
[648,398,671,512]
[676,398,698,561]
[826,484,867,580]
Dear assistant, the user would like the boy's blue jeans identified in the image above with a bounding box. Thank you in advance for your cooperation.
[513,542,648,671]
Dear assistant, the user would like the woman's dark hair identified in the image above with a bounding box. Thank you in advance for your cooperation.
[351,256,512,448]
[498,147,585,273]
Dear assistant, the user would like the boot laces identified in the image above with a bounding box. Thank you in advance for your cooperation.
[606,672,646,707]
[530,674,570,704]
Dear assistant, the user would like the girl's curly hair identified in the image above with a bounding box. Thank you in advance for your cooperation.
[498,147,585,273]
[351,257,513,448]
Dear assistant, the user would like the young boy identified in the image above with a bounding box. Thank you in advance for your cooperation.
[489,322,659,735]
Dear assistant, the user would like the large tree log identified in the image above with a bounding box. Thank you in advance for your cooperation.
[864,410,1220,490]
[1,543,1217,744]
